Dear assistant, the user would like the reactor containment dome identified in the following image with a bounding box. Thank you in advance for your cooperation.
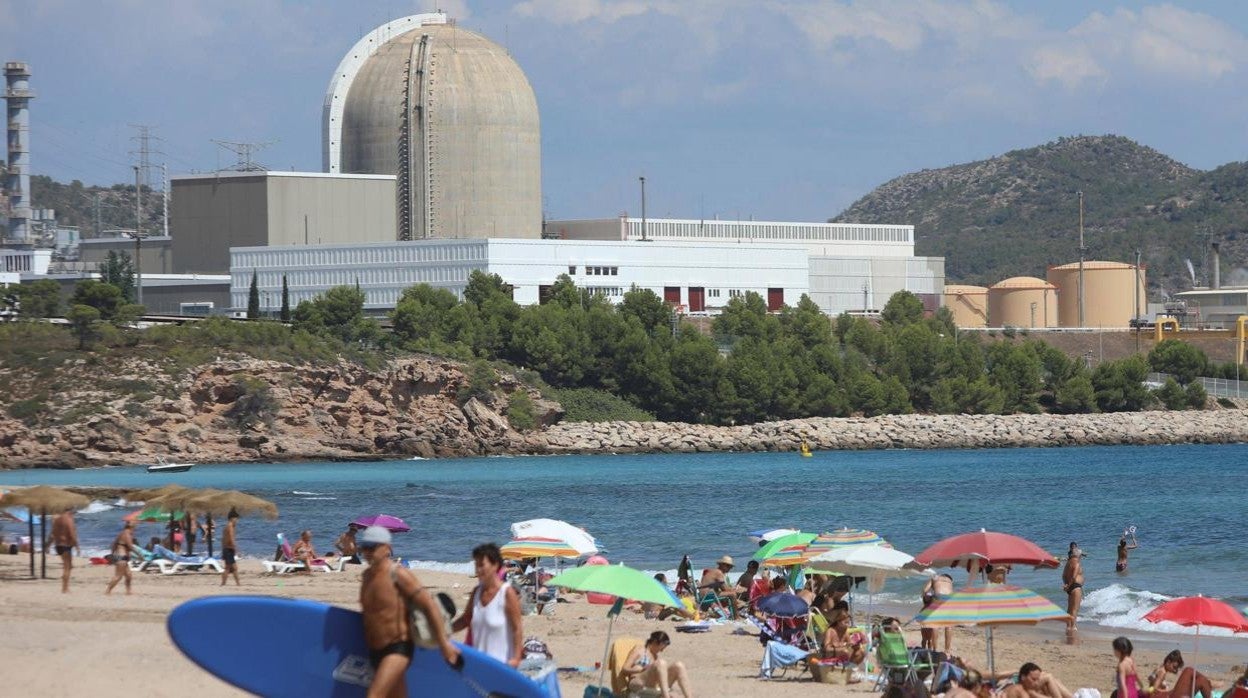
[323,13,541,241]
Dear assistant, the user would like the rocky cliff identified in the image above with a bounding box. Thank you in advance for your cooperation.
[0,357,560,469]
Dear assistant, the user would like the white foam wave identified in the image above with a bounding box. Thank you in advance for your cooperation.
[78,501,114,514]
[406,560,475,575]
[292,491,326,496]
[1081,584,1240,637]
[114,498,142,508]
[299,497,337,501]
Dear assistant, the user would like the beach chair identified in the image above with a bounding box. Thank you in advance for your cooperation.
[873,629,937,692]
[745,615,813,680]
[805,607,830,653]
[152,544,224,574]
[600,637,661,697]
[128,543,167,573]
[261,533,346,574]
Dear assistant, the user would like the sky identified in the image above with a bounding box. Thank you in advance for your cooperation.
[4,0,1248,224]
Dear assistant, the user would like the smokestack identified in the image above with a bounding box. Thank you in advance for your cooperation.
[1212,241,1221,290]
[4,61,34,245]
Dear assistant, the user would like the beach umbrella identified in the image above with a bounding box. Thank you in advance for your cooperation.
[125,506,186,523]
[500,537,582,560]
[791,528,888,566]
[914,529,1059,573]
[748,528,800,545]
[184,490,278,557]
[2,486,89,579]
[913,584,1069,676]
[510,518,599,555]
[353,514,411,533]
[128,484,192,502]
[753,531,817,565]
[756,592,810,619]
[1144,595,1248,698]
[547,563,680,697]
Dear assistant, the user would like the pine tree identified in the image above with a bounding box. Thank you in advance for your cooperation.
[280,274,291,322]
[247,270,260,319]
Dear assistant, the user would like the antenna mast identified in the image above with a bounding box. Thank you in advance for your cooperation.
[211,139,275,172]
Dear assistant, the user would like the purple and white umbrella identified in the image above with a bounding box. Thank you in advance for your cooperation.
[351,514,411,532]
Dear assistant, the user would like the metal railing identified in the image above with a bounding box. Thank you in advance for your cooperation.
[1147,372,1246,398]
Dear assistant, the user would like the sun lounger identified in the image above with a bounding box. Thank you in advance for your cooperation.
[152,544,224,574]
[261,533,346,574]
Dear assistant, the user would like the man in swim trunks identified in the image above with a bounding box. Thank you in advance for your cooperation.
[50,507,79,593]
[105,521,135,595]
[698,555,742,618]
[358,526,458,697]
[220,509,240,587]
[1063,543,1085,633]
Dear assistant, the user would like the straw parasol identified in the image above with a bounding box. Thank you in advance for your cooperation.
[136,486,205,553]
[183,489,278,557]
[2,486,89,579]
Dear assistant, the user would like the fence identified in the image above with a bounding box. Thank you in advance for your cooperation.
[1147,372,1248,398]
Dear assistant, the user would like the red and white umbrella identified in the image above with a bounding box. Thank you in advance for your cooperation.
[1143,595,1248,698]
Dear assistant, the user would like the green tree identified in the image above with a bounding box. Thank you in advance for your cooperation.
[247,270,260,319]
[1184,381,1208,409]
[70,279,123,320]
[931,376,1005,414]
[12,279,62,317]
[391,284,459,344]
[66,304,101,349]
[506,390,537,431]
[291,285,380,345]
[713,292,774,342]
[99,251,136,302]
[1092,356,1153,412]
[112,303,146,327]
[1147,339,1207,384]
[619,287,672,336]
[280,275,291,322]
[1152,377,1187,410]
[881,290,925,327]
[1052,374,1095,414]
[463,270,513,306]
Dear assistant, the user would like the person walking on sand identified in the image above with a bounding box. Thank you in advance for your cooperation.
[358,526,459,698]
[1116,532,1138,573]
[50,507,79,593]
[220,509,240,587]
[453,543,523,668]
[1063,543,1085,631]
[105,521,135,595]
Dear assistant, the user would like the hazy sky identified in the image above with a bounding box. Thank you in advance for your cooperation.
[4,1,1248,223]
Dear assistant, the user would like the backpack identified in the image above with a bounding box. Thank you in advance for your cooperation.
[389,565,456,649]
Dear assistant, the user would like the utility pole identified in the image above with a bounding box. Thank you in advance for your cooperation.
[133,165,143,306]
[1134,248,1142,352]
[639,176,648,241]
[161,163,169,238]
[92,193,101,238]
[1077,191,1086,328]
[304,214,309,245]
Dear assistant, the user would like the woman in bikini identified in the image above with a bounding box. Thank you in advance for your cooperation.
[623,631,694,698]
[821,609,866,665]
[1116,534,1138,573]
[105,521,135,595]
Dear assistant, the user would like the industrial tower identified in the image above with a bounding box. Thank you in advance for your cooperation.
[5,61,34,244]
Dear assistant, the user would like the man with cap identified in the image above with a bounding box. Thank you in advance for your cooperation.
[1062,542,1085,635]
[358,525,459,697]
[698,555,743,618]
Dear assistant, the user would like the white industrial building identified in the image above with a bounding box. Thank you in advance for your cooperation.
[230,239,808,314]
[547,217,943,315]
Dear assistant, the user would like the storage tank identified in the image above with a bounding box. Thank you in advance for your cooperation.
[943,284,989,328]
[324,13,541,241]
[1047,261,1145,328]
[988,276,1058,328]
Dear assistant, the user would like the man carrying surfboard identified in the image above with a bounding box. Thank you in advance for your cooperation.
[358,525,460,697]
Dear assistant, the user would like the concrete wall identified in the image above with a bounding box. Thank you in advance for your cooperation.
[266,175,396,247]
[172,176,269,274]
[79,236,174,274]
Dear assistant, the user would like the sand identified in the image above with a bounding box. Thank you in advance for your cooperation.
[2,553,1243,698]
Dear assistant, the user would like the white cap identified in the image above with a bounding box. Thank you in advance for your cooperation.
[359,525,392,547]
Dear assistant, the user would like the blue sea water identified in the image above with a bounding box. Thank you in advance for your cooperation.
[2,443,1245,636]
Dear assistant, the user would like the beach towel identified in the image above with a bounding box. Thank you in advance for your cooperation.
[759,640,810,679]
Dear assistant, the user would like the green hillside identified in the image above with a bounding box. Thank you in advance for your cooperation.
[833,135,1248,295]
[0,174,164,239]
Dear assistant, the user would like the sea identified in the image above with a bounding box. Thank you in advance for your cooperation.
[2,443,1245,641]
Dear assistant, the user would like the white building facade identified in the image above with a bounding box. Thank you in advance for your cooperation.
[547,217,943,315]
[230,239,808,314]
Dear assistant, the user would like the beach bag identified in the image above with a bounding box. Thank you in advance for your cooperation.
[390,566,456,649]
[523,637,553,659]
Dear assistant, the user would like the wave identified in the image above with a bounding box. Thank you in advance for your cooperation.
[292,491,327,496]
[299,497,337,501]
[78,501,114,515]
[1081,584,1241,637]
[406,560,475,575]
[114,498,143,508]
[413,493,473,500]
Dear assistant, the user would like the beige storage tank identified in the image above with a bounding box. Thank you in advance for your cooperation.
[943,284,989,328]
[1047,261,1146,328]
[988,276,1058,328]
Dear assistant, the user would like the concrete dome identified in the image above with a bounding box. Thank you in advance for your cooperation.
[991,276,1055,290]
[323,14,541,241]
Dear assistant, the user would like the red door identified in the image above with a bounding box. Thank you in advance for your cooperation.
[767,288,784,311]
[664,287,681,305]
[688,287,705,312]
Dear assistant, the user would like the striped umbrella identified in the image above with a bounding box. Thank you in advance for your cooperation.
[500,536,583,560]
[913,584,1069,675]
[752,531,816,564]
[782,528,887,566]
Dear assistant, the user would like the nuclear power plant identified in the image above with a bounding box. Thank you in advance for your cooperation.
[323,13,542,241]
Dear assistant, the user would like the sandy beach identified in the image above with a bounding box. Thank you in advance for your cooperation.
[3,553,1243,698]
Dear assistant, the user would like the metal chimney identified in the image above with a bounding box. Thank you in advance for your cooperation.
[4,61,34,245]
[1212,241,1221,290]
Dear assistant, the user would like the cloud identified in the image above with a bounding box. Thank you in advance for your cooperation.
[511,0,655,25]
[1027,44,1108,89]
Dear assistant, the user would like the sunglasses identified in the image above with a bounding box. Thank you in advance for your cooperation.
[359,543,380,551]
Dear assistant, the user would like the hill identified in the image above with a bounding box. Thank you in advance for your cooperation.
[833,135,1248,295]
[0,173,164,239]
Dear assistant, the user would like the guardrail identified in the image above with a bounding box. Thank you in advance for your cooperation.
[1147,372,1247,398]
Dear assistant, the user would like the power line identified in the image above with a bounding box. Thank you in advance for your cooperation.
[211,139,276,172]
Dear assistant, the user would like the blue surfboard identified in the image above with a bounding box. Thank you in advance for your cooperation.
[167,596,555,698]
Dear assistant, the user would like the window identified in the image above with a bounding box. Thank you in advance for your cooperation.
[610,267,618,275]
[569,265,577,275]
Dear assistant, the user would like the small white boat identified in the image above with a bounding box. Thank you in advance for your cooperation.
[147,456,193,474]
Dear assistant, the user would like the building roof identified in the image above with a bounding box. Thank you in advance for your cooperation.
[990,276,1056,290]
[1048,260,1139,271]
[171,171,395,182]
[944,284,988,294]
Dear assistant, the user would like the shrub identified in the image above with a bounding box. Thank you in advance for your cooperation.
[224,376,278,429]
[1217,397,1235,408]
[7,396,47,425]
[1184,381,1208,409]
[544,386,655,422]
[458,360,497,407]
[1152,377,1187,410]
[506,390,537,431]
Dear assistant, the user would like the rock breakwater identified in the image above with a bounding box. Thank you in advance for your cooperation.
[535,410,1248,454]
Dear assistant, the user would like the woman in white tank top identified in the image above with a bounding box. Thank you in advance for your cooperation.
[452,543,523,667]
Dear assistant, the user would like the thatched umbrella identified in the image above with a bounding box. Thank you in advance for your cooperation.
[131,485,196,552]
[184,490,278,557]
[2,486,90,579]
